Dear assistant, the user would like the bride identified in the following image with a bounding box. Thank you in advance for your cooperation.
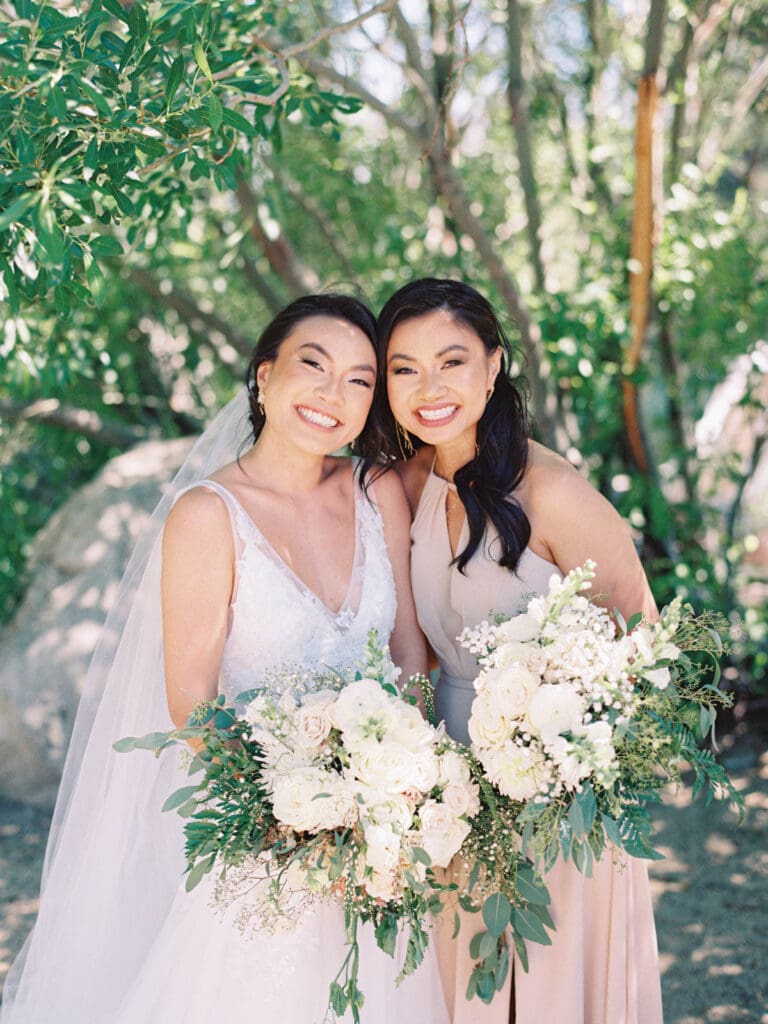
[1,294,449,1024]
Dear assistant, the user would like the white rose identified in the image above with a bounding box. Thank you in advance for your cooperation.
[441,781,480,819]
[364,823,402,873]
[495,612,541,644]
[527,683,586,743]
[367,797,414,831]
[490,640,532,669]
[419,804,471,868]
[293,704,333,747]
[350,742,415,795]
[438,750,472,786]
[485,664,540,720]
[388,703,437,751]
[409,750,441,793]
[467,690,510,750]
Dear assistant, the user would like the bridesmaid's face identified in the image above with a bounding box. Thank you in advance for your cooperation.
[257,316,377,455]
[386,310,500,449]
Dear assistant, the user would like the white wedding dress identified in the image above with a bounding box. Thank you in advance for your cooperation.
[107,478,450,1023]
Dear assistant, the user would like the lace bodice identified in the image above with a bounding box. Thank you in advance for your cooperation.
[184,475,397,699]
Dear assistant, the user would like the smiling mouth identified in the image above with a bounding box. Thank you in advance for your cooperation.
[416,405,458,423]
[296,405,341,429]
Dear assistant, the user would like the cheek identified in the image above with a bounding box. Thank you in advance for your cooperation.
[386,376,409,417]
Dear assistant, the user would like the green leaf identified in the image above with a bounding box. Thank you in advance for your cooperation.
[511,907,552,946]
[113,731,170,752]
[165,55,184,107]
[494,944,510,991]
[207,92,223,131]
[374,914,397,957]
[576,783,597,835]
[515,865,550,905]
[458,895,480,914]
[627,612,644,631]
[185,852,216,892]
[0,194,36,231]
[411,846,432,866]
[222,106,256,136]
[162,784,201,812]
[568,795,585,838]
[89,234,123,257]
[482,892,512,938]
[193,42,213,83]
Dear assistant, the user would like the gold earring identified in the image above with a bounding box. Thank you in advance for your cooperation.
[396,422,415,459]
[486,383,495,402]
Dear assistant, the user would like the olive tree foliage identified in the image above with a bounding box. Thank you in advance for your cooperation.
[1,0,767,691]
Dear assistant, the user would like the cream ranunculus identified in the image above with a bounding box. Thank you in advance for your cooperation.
[409,749,441,793]
[441,781,480,819]
[527,683,586,743]
[495,612,541,644]
[365,869,397,901]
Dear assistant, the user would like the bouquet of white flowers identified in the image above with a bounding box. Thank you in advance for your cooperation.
[460,561,743,875]
[116,633,485,1022]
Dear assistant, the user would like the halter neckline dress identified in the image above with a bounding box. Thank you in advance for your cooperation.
[411,467,663,1024]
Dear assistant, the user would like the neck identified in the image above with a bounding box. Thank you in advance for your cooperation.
[432,434,477,483]
[239,427,332,493]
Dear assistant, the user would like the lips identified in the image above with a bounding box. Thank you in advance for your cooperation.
[296,405,341,429]
[415,404,459,424]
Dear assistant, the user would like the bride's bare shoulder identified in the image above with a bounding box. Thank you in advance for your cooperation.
[164,483,232,547]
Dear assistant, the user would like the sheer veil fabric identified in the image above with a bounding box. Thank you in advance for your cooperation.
[1,392,255,1023]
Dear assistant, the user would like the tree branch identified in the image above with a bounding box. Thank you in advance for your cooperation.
[127,268,254,360]
[698,52,768,173]
[0,398,150,446]
[505,0,546,292]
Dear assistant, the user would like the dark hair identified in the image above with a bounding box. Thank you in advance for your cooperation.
[361,277,531,574]
[244,293,378,442]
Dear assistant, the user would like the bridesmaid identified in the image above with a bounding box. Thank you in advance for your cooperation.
[365,278,663,1024]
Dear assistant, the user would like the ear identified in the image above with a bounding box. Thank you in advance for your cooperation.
[487,346,502,388]
[256,361,273,390]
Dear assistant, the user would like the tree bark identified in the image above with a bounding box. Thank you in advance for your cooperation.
[621,0,667,474]
[505,0,546,292]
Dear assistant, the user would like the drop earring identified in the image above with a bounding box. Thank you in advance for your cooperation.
[257,389,265,416]
[396,422,415,459]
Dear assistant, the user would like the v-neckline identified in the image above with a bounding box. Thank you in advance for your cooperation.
[203,479,362,620]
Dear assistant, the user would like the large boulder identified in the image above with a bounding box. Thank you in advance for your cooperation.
[0,438,193,807]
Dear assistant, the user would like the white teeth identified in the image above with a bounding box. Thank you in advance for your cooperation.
[298,406,340,428]
[419,406,457,421]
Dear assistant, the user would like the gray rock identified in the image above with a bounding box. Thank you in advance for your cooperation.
[0,437,194,807]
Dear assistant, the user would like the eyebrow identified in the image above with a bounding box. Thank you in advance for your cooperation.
[387,343,470,364]
[298,342,376,374]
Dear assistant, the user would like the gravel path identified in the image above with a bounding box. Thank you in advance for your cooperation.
[2,728,766,1021]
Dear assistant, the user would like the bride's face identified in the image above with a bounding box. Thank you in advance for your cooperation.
[386,309,500,450]
[257,316,377,455]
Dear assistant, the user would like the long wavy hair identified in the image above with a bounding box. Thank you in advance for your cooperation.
[359,278,532,574]
[244,293,379,443]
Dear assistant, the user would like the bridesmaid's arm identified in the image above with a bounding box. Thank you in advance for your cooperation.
[161,488,234,728]
[523,444,657,623]
[369,469,430,682]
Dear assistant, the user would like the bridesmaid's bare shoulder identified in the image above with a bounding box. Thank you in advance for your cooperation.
[392,446,434,518]
[517,440,587,509]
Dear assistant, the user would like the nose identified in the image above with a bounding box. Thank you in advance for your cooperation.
[316,373,344,405]
[419,367,447,401]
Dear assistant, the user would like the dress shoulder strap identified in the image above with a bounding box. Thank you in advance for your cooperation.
[173,479,247,560]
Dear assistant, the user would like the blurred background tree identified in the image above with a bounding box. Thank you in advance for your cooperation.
[1,0,766,698]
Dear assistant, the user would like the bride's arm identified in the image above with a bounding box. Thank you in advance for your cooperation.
[370,470,429,681]
[161,488,235,728]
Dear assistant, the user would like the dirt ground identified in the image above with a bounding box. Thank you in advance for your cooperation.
[1,721,766,1022]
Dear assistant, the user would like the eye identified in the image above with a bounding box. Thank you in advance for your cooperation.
[390,365,416,375]
[350,377,373,388]
[443,358,465,368]
[300,357,323,370]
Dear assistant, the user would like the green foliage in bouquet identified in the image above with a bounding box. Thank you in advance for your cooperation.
[462,563,745,882]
